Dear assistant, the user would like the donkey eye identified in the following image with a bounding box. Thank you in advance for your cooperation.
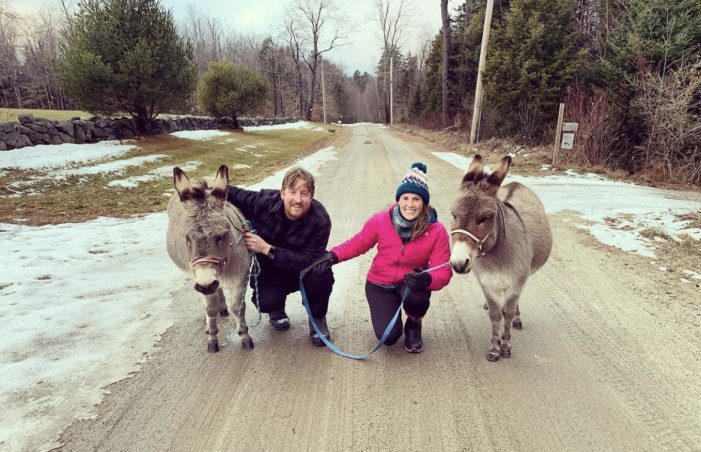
[216,234,224,244]
[477,215,492,225]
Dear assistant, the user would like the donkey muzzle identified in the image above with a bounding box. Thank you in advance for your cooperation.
[195,279,219,295]
[450,241,473,274]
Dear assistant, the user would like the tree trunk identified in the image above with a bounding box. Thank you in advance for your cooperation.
[441,0,450,127]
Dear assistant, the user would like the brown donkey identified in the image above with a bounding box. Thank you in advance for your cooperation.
[166,165,254,352]
[449,155,552,361]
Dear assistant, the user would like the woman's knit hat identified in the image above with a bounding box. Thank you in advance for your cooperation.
[395,162,429,205]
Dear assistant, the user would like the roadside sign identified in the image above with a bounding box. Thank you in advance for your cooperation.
[562,122,578,132]
[561,133,575,149]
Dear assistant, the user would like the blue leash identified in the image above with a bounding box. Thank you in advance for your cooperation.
[299,262,450,360]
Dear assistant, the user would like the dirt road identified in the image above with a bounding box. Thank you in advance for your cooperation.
[57,125,701,451]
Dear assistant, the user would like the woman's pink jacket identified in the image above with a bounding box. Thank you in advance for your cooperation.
[330,206,452,291]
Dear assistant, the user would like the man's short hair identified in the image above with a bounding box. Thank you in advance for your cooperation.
[281,167,315,195]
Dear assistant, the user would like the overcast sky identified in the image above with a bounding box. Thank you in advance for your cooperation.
[10,0,462,75]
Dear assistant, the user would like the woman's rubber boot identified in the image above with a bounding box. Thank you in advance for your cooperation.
[404,317,424,353]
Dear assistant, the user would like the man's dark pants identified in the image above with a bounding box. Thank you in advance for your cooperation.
[252,263,334,319]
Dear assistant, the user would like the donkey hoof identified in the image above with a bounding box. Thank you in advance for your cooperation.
[241,339,254,350]
[482,302,488,310]
[220,308,229,317]
[207,340,220,353]
[500,348,512,358]
[512,319,523,330]
[486,351,500,362]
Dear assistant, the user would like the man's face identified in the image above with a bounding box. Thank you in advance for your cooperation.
[280,179,313,220]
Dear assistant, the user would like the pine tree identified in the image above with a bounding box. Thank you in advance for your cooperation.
[482,0,586,140]
[197,61,268,128]
[56,0,197,131]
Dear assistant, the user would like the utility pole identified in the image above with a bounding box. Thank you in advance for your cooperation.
[390,54,394,125]
[469,0,494,144]
[321,57,327,124]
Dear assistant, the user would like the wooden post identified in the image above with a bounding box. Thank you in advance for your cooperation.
[469,0,495,144]
[553,102,565,166]
[390,54,394,125]
[321,57,327,124]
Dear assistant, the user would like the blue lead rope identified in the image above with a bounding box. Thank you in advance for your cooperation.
[299,261,451,360]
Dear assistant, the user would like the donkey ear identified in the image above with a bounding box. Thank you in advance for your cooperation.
[211,165,230,200]
[173,167,193,200]
[486,156,512,191]
[462,154,484,183]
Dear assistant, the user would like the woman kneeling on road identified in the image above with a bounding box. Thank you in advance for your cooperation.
[307,163,452,353]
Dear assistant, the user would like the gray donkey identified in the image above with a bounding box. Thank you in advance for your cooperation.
[166,165,254,352]
[449,155,552,362]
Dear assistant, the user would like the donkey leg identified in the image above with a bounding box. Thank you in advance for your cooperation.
[500,294,520,358]
[512,302,523,330]
[227,287,253,350]
[485,297,503,362]
[204,289,225,353]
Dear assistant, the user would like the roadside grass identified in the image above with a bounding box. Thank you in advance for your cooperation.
[0,108,91,121]
[677,211,701,229]
[0,127,338,226]
[639,227,673,241]
[392,124,700,190]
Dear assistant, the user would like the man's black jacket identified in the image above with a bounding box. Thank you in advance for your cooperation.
[227,186,331,273]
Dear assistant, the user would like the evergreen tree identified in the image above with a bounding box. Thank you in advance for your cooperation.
[600,0,701,171]
[56,0,197,130]
[603,0,700,82]
[197,61,268,128]
[482,0,586,140]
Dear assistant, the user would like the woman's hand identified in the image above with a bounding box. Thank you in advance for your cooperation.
[301,251,338,277]
[403,268,432,289]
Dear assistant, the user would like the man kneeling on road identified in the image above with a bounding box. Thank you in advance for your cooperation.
[227,167,333,346]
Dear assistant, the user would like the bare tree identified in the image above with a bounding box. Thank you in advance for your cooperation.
[284,17,307,117]
[285,0,347,121]
[633,62,701,184]
[441,0,450,127]
[0,6,22,107]
[373,0,412,123]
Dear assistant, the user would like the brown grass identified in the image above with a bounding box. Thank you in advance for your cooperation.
[0,126,339,226]
[676,211,701,229]
[0,108,91,121]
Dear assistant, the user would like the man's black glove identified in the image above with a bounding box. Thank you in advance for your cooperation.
[301,251,338,277]
[403,268,431,290]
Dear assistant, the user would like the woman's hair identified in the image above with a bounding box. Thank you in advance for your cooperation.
[410,202,431,240]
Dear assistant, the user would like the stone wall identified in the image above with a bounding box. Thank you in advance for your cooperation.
[0,115,301,151]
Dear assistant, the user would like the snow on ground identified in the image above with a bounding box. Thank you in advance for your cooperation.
[107,160,202,189]
[433,152,701,258]
[338,122,386,128]
[0,143,338,452]
[243,120,327,132]
[0,141,138,172]
[169,130,231,140]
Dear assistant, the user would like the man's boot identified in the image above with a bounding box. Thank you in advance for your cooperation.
[404,317,423,353]
[309,317,331,347]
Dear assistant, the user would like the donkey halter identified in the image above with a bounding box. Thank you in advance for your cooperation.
[191,209,253,268]
[450,229,490,257]
[449,202,506,258]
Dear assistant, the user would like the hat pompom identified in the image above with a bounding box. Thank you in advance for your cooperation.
[412,162,427,174]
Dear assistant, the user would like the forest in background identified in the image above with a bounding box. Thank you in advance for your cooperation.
[0,0,699,185]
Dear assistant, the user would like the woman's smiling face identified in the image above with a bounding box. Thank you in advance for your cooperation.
[398,193,424,220]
